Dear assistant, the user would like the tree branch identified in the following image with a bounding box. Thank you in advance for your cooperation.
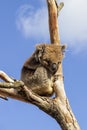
[0,70,80,130]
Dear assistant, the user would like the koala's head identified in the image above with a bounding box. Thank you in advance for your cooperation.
[35,44,66,74]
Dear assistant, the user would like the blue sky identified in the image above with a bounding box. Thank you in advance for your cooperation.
[0,0,87,130]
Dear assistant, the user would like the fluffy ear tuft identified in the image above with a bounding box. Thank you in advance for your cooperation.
[36,44,45,51]
[61,44,67,58]
[35,44,45,62]
[61,44,67,51]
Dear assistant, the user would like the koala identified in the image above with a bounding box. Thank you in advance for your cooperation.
[21,44,65,97]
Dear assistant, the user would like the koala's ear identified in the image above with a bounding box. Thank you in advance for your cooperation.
[60,45,67,58]
[61,45,67,55]
[36,44,45,51]
[35,44,45,62]
[61,45,67,52]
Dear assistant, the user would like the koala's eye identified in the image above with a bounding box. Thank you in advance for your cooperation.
[51,63,58,72]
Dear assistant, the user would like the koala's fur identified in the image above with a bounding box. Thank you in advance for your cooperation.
[21,44,65,96]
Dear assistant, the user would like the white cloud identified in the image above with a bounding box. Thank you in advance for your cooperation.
[16,0,87,53]
[59,0,87,53]
[16,4,49,42]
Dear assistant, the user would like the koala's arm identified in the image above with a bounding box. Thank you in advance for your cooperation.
[21,66,35,85]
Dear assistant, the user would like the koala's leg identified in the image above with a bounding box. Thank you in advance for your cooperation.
[21,66,54,96]
[30,67,54,96]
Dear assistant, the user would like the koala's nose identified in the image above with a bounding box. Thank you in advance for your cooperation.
[51,63,58,73]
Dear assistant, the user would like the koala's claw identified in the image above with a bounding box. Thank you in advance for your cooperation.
[54,73,64,82]
[54,75,58,82]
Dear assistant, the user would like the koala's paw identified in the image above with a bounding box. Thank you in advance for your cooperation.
[53,73,64,82]
[53,75,59,82]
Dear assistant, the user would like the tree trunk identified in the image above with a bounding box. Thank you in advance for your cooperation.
[46,0,80,129]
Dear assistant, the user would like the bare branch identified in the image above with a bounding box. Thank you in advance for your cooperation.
[0,70,14,82]
[0,70,80,130]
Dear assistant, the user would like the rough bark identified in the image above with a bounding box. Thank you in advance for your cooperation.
[0,0,80,130]
[46,0,80,129]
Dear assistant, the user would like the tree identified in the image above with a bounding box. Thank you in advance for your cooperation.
[0,0,80,130]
